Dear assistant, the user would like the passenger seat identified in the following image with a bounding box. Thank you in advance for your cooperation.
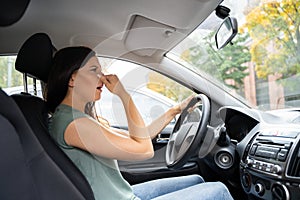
[0,88,85,200]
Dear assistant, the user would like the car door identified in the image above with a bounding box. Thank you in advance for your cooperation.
[96,58,199,184]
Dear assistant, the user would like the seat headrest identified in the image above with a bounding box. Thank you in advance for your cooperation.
[15,33,55,83]
[0,0,30,26]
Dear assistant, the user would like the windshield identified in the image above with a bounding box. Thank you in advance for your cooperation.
[167,0,300,111]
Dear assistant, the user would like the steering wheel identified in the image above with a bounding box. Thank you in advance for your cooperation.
[166,94,210,169]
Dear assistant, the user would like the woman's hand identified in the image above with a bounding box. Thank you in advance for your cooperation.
[100,74,126,96]
[172,94,196,116]
[145,94,196,139]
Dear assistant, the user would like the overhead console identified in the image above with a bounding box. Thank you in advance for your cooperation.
[240,128,300,200]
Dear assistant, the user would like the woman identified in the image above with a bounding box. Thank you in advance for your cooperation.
[47,46,233,200]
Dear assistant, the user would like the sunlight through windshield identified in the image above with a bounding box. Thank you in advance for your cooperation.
[167,0,300,111]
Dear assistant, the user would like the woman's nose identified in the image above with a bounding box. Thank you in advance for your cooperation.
[97,71,104,79]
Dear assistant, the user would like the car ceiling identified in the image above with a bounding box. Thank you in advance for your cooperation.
[0,0,222,63]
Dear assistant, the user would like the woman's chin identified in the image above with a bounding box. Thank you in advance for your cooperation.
[94,93,101,101]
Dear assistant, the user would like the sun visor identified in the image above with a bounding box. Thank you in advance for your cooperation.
[124,15,176,57]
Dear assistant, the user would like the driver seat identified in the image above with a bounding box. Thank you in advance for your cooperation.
[10,33,95,200]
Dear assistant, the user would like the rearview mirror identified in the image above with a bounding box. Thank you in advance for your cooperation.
[215,17,238,49]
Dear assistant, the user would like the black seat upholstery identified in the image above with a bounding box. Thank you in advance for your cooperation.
[15,32,54,83]
[10,33,95,200]
[0,0,30,26]
[0,89,85,200]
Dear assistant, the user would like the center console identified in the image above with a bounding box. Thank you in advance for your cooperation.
[240,129,300,199]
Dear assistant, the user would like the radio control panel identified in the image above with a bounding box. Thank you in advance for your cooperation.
[240,129,300,200]
[244,135,292,176]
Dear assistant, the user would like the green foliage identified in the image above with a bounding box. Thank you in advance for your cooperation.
[147,72,194,102]
[0,56,23,89]
[180,32,251,93]
[215,33,251,90]
[244,0,300,79]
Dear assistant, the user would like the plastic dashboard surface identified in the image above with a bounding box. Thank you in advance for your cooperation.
[218,106,300,199]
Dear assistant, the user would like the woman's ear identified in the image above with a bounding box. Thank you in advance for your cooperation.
[68,73,76,88]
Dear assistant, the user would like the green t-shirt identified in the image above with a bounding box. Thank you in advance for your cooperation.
[49,104,139,200]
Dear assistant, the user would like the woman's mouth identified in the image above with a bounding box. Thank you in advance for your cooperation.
[96,86,102,91]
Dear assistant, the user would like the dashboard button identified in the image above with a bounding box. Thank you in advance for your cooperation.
[272,165,282,174]
[245,158,254,166]
[277,149,288,161]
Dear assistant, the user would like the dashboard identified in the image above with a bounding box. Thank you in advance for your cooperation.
[218,106,300,200]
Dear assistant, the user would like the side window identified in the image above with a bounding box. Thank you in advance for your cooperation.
[96,58,194,127]
[0,56,42,97]
[131,91,173,124]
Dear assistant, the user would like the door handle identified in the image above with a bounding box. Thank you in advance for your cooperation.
[156,133,169,143]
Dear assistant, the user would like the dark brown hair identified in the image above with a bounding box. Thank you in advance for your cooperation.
[47,46,96,116]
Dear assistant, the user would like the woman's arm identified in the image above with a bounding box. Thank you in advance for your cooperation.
[109,94,195,140]
[146,95,194,139]
[64,117,154,161]
[101,75,152,141]
[65,74,193,161]
[64,74,154,161]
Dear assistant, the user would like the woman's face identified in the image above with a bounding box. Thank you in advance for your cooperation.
[71,56,104,103]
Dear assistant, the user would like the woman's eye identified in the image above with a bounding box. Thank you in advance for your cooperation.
[90,67,97,72]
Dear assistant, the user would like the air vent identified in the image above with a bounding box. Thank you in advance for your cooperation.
[271,183,289,200]
[242,132,258,161]
[287,143,300,177]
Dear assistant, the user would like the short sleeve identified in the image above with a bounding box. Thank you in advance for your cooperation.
[49,104,90,149]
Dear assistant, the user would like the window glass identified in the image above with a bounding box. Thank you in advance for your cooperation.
[96,58,194,126]
[167,0,300,110]
[0,55,42,97]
